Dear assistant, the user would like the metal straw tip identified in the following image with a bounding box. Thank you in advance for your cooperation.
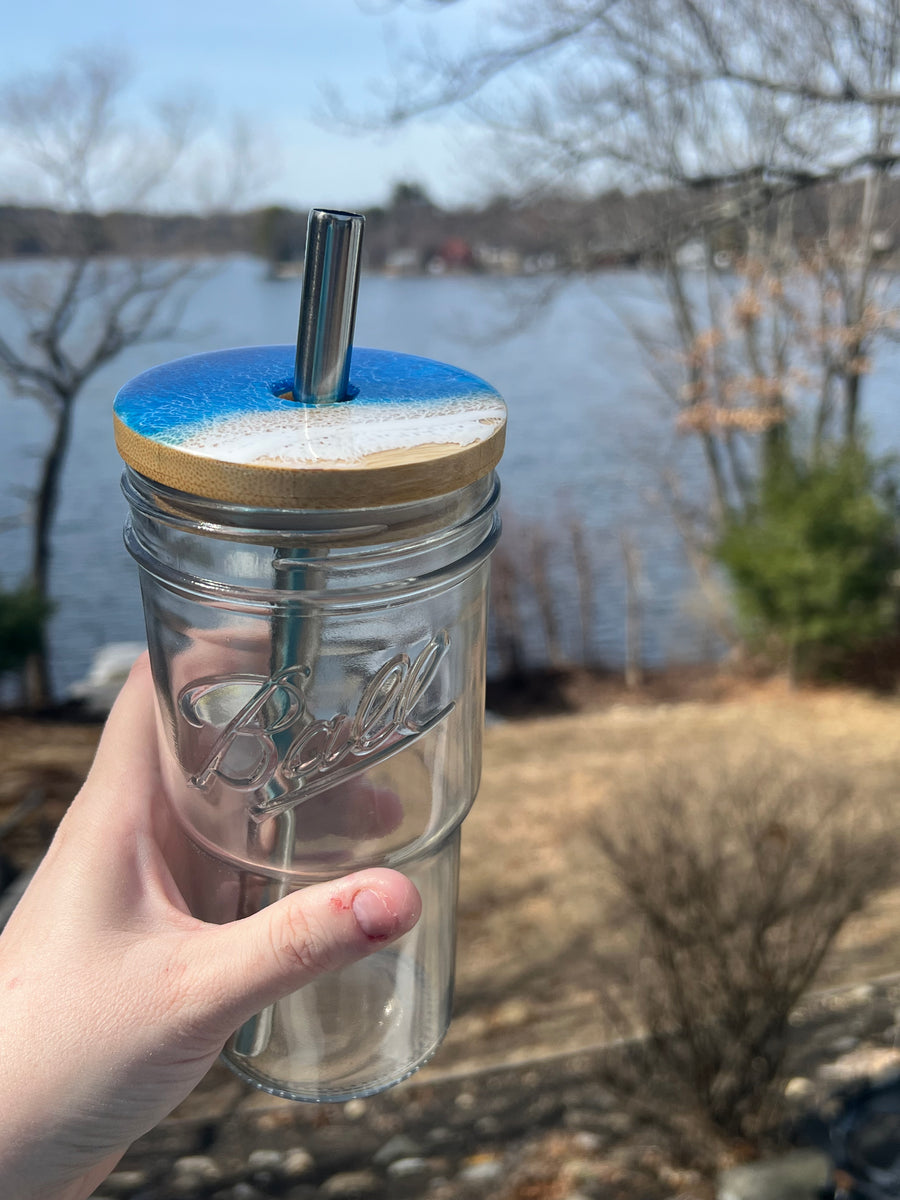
[293,209,365,405]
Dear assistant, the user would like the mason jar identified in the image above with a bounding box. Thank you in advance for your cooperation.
[114,343,506,1101]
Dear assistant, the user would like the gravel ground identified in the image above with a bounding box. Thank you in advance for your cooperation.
[95,976,900,1200]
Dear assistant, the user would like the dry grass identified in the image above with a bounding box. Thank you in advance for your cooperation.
[0,716,98,872]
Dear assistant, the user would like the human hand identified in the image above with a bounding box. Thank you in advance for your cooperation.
[0,655,422,1200]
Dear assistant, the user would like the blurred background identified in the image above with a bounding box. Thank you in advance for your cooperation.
[6,2,900,1197]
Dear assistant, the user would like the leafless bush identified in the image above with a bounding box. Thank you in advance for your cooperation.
[591,746,897,1154]
[488,533,527,679]
[488,510,611,678]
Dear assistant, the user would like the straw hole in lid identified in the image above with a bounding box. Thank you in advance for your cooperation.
[273,381,359,404]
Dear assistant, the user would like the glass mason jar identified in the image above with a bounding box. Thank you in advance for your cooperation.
[114,344,506,1101]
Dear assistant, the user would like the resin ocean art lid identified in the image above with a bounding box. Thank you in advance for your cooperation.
[113,344,507,509]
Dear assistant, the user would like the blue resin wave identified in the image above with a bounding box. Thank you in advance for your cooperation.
[114,346,506,468]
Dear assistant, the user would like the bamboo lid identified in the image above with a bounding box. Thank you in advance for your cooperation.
[113,344,507,510]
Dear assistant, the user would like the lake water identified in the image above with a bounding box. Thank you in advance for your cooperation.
[3,257,900,693]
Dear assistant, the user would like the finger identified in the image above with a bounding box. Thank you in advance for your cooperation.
[33,654,193,923]
[41,655,159,870]
[185,868,422,1037]
[81,652,160,808]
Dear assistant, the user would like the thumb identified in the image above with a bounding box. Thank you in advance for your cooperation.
[184,868,422,1038]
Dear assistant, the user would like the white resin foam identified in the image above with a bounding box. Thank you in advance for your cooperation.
[177,395,507,467]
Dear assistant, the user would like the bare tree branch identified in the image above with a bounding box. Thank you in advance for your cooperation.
[0,50,258,706]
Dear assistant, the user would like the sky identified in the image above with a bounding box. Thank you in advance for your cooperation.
[1,0,494,212]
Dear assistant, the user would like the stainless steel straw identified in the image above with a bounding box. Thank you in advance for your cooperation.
[293,210,365,405]
[234,209,365,1058]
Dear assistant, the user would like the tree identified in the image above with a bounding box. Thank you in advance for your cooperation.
[358,0,900,646]
[0,586,51,692]
[256,205,306,274]
[716,446,900,679]
[0,50,257,707]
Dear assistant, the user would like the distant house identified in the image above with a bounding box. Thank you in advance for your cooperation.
[476,244,522,274]
[428,237,476,273]
[384,247,421,275]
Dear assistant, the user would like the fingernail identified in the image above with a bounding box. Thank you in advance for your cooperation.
[352,889,398,940]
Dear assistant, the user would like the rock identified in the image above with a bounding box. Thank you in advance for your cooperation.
[819,1046,900,1083]
[103,1170,150,1195]
[425,1127,458,1150]
[717,1149,830,1200]
[284,1147,316,1178]
[248,1148,284,1172]
[173,1178,210,1196]
[831,1036,860,1055]
[474,1115,501,1137]
[173,1154,222,1187]
[343,1098,368,1119]
[572,1132,602,1153]
[232,1186,266,1200]
[454,1091,476,1110]
[388,1152,429,1171]
[68,642,146,715]
[247,1146,285,1186]
[307,1126,381,1172]
[373,1134,422,1166]
[320,1169,382,1198]
[458,1154,504,1185]
[784,1076,815,1101]
[386,1157,430,1179]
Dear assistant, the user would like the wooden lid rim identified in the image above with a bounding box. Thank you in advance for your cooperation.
[113,345,506,508]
